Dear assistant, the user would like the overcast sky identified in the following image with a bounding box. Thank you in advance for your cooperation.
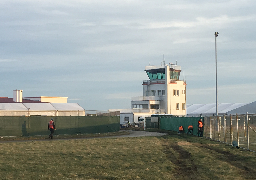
[1,0,256,110]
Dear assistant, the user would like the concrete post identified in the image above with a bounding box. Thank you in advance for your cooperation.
[236,114,239,147]
[247,112,249,150]
[230,114,233,145]
[210,117,212,139]
[224,115,226,143]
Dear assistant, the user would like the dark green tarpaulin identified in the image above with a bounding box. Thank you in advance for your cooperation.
[0,116,120,136]
[159,116,204,136]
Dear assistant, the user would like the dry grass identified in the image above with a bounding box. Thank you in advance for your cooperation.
[0,131,255,179]
[0,130,130,141]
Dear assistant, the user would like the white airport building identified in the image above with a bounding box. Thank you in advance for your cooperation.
[0,90,85,116]
[119,61,187,124]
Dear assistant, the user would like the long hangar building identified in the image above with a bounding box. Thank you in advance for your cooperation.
[0,90,85,116]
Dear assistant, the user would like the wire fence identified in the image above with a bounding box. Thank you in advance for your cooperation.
[203,113,256,152]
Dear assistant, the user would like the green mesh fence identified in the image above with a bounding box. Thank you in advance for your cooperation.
[146,117,158,128]
[0,116,120,136]
[159,116,204,136]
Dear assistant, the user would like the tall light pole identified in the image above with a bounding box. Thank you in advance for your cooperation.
[215,32,219,116]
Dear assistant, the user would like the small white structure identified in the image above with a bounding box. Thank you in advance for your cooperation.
[13,90,23,102]
[120,113,134,125]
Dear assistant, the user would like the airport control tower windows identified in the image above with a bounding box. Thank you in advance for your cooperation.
[170,71,180,80]
[146,72,165,80]
[146,68,165,80]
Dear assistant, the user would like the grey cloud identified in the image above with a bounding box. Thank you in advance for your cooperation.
[1,0,256,110]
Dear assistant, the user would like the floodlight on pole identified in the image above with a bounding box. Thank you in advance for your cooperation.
[215,32,219,116]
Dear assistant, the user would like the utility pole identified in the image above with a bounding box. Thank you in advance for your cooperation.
[215,32,219,116]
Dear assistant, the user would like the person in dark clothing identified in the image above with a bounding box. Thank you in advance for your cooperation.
[198,119,203,137]
[187,125,193,135]
[48,119,56,139]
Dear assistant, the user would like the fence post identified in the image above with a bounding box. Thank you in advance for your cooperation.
[230,114,233,145]
[217,116,220,141]
[210,117,212,139]
[236,114,239,147]
[243,115,246,138]
[246,112,249,150]
[213,116,216,140]
[220,116,222,141]
[224,115,226,143]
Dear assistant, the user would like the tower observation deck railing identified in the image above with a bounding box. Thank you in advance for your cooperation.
[143,80,165,85]
[131,96,162,101]
[132,108,165,114]
[145,64,181,71]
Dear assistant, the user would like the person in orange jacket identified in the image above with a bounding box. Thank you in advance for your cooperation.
[198,118,203,137]
[187,125,193,135]
[178,125,184,134]
[48,119,56,139]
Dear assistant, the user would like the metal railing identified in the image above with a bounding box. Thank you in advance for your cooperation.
[131,96,163,101]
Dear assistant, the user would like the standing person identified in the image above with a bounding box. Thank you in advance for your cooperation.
[48,119,56,139]
[187,125,193,135]
[198,118,203,137]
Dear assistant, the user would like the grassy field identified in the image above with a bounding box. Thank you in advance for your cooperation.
[0,131,256,180]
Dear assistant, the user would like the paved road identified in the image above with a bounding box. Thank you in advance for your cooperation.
[115,130,167,138]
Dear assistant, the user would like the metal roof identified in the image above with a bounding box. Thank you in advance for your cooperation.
[0,103,84,111]
[23,103,56,111]
[51,103,84,111]
[0,103,28,111]
[187,103,249,116]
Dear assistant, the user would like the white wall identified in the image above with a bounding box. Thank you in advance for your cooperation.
[120,113,134,124]
[167,81,186,115]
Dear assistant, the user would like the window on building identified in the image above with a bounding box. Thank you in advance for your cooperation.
[182,103,186,110]
[177,90,179,96]
[182,90,186,94]
[142,104,149,109]
[173,90,176,96]
[162,90,165,96]
[150,104,159,109]
[158,90,161,96]
[151,90,156,96]
[176,103,179,110]
[170,71,180,80]
[124,117,129,122]
[146,90,149,96]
